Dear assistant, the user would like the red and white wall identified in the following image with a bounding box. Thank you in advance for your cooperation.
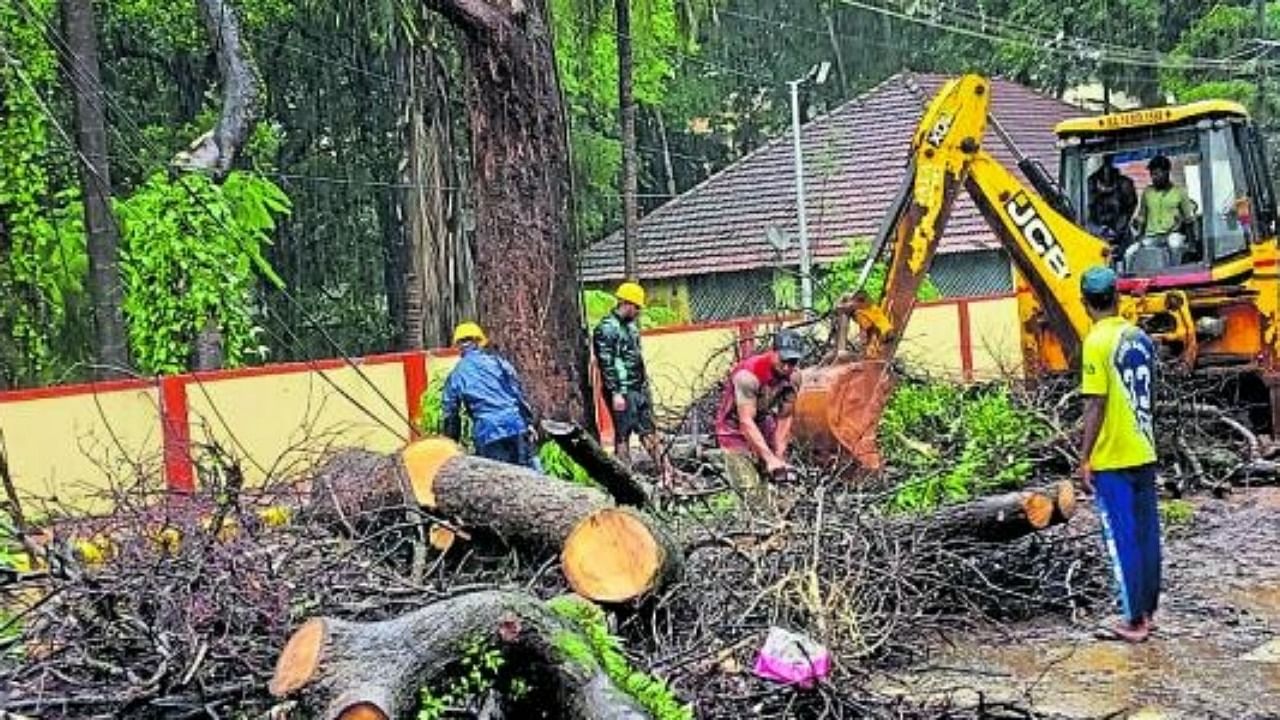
[0,295,1019,509]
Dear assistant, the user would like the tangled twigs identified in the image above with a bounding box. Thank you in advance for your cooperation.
[0,454,449,718]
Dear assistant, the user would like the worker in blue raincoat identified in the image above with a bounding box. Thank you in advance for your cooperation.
[442,322,538,469]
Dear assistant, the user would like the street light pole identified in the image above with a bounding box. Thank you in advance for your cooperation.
[788,62,829,315]
[788,78,813,314]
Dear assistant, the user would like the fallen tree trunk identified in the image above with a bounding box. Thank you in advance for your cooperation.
[269,590,654,720]
[541,419,650,507]
[926,481,1076,543]
[308,439,682,603]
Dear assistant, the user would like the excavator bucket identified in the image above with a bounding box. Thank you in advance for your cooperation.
[793,359,895,470]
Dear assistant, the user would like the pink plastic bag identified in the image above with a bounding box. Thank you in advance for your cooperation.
[752,626,831,687]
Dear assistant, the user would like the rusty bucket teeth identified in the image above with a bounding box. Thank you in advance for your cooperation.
[794,360,895,470]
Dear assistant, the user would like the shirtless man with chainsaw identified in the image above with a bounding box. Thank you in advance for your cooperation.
[714,329,805,480]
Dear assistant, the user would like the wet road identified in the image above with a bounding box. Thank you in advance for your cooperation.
[874,487,1280,719]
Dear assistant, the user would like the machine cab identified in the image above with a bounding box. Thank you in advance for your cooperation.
[1057,102,1278,286]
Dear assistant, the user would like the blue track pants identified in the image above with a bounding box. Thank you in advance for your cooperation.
[1094,466,1162,624]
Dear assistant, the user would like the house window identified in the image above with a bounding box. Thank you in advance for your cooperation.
[927,250,1013,298]
[688,269,776,321]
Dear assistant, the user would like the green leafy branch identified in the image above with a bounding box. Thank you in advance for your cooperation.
[115,170,290,374]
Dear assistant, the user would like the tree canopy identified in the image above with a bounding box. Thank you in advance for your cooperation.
[0,0,1272,389]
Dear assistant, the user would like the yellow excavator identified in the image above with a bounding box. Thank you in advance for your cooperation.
[794,74,1280,468]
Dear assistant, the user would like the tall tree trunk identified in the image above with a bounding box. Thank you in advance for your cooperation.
[823,3,849,94]
[616,0,639,278]
[425,0,591,424]
[174,0,261,370]
[654,108,676,200]
[175,0,260,175]
[60,0,128,378]
[396,38,472,349]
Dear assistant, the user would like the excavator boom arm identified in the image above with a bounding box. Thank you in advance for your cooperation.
[868,76,1108,365]
[795,74,1111,468]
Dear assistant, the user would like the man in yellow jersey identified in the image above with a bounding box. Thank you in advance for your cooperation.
[1078,266,1161,643]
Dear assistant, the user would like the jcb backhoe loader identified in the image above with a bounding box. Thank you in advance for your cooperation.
[793,74,1280,468]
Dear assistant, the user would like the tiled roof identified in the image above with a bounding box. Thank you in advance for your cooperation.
[581,72,1089,282]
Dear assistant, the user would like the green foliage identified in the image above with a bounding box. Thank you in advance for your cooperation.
[1162,3,1280,116]
[417,369,446,436]
[417,638,506,720]
[417,362,473,448]
[551,0,688,242]
[0,522,23,650]
[883,380,1043,512]
[583,289,680,329]
[811,239,940,313]
[547,596,692,720]
[1159,498,1195,528]
[537,442,596,487]
[0,0,90,384]
[116,171,290,374]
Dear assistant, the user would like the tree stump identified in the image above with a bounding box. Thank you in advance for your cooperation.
[269,590,654,720]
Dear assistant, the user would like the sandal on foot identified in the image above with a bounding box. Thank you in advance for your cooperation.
[1093,623,1149,643]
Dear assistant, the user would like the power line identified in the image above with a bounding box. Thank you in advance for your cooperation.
[834,0,1252,73]
[6,1,415,440]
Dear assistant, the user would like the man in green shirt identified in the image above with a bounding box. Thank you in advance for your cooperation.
[1126,155,1199,267]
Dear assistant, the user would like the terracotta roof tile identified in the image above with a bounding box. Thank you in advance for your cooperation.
[581,72,1090,282]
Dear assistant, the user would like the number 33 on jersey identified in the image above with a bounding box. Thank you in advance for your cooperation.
[1082,316,1158,470]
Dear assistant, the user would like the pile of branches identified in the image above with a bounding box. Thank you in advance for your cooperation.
[0,421,1110,720]
[1015,369,1280,496]
[0,464,460,717]
[630,477,1108,719]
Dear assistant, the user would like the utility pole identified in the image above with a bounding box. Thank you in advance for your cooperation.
[788,79,813,314]
[787,62,830,314]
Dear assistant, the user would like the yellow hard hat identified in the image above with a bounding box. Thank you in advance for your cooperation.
[615,281,646,308]
[452,321,488,347]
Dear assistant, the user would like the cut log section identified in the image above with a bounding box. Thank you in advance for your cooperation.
[310,439,683,603]
[561,507,682,603]
[541,419,650,507]
[1050,479,1077,524]
[925,481,1076,543]
[269,590,654,720]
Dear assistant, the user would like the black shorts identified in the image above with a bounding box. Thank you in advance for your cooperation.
[610,388,656,439]
[476,434,536,469]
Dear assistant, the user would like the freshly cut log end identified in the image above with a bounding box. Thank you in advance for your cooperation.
[400,437,462,507]
[1054,480,1077,520]
[562,508,663,603]
[336,704,387,720]
[1021,492,1055,529]
[924,482,1077,543]
[428,524,456,552]
[269,617,326,697]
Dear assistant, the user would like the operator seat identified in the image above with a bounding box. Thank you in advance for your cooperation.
[1127,243,1174,274]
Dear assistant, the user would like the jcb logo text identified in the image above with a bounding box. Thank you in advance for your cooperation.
[1006,192,1070,279]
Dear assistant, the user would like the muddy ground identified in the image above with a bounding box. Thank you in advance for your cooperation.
[872,486,1280,719]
